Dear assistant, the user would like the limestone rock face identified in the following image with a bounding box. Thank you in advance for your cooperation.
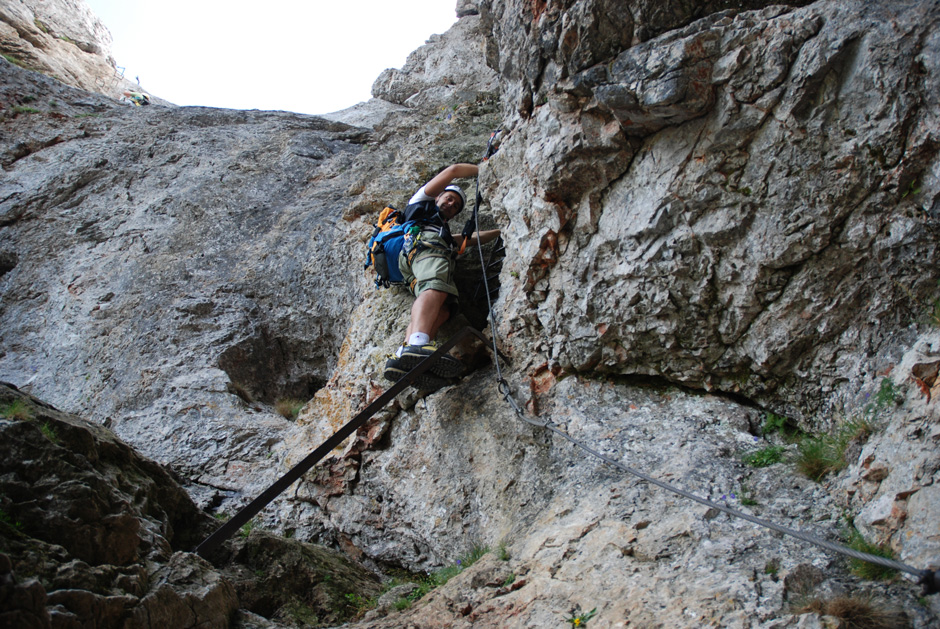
[0,0,144,101]
[1,0,939,627]
[483,0,940,420]
[0,56,379,509]
[371,13,499,112]
[0,382,234,627]
[0,383,382,627]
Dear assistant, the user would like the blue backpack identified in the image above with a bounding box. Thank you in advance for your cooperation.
[364,206,416,288]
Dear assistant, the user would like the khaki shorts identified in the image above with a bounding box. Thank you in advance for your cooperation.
[398,231,459,300]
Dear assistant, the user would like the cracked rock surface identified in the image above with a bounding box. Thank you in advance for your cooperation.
[1,0,939,627]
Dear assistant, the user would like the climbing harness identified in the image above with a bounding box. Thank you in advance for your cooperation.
[462,132,938,595]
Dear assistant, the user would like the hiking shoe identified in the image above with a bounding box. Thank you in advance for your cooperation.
[399,343,463,379]
[384,354,450,390]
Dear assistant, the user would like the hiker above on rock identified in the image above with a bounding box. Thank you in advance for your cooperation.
[384,163,500,384]
[122,91,151,106]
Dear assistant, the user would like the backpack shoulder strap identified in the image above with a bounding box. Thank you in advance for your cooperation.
[404,200,438,223]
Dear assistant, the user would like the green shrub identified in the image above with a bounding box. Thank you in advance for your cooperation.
[343,592,377,617]
[742,445,785,468]
[762,412,787,435]
[871,378,903,411]
[762,412,806,441]
[394,597,411,611]
[764,558,780,577]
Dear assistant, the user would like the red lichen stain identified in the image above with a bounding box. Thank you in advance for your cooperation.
[530,0,547,20]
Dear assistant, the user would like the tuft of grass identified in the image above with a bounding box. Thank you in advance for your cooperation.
[403,544,491,605]
[845,527,898,581]
[39,421,59,444]
[463,544,489,566]
[796,413,878,482]
[228,381,255,404]
[12,105,41,114]
[497,541,511,561]
[796,409,877,482]
[796,596,904,628]
[275,398,305,420]
[796,435,842,481]
[2,53,30,69]
[764,558,780,577]
[343,592,377,617]
[1,399,33,421]
[0,508,25,533]
[239,518,257,538]
[737,483,758,506]
[394,597,411,611]
[742,445,785,468]
[763,412,788,435]
[564,607,598,627]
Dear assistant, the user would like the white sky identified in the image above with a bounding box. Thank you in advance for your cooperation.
[83,0,458,116]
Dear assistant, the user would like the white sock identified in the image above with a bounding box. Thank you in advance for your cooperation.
[407,332,430,347]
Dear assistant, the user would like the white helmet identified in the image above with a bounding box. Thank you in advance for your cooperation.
[443,185,467,212]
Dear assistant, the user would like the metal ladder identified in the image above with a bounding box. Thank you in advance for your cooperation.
[195,326,491,558]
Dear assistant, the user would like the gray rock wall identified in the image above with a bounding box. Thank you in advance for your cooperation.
[1,61,374,506]
[483,0,940,420]
[1,0,938,627]
[0,383,381,627]
[0,0,143,99]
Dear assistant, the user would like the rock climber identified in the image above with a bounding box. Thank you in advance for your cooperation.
[122,91,151,106]
[383,163,500,384]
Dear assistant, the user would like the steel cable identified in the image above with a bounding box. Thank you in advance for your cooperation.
[469,134,936,592]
